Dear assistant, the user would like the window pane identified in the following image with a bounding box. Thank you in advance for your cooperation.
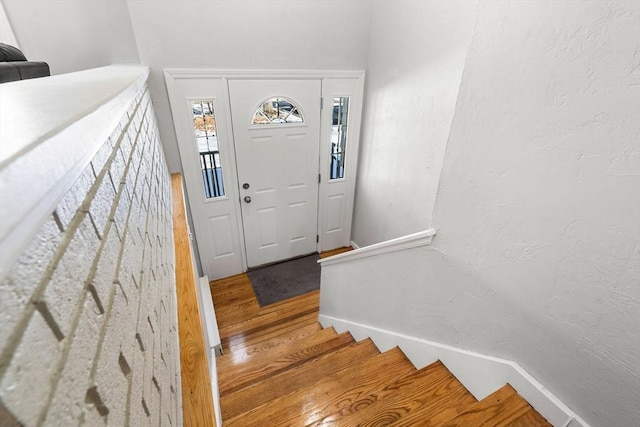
[330,97,349,180]
[192,100,225,198]
[252,97,304,125]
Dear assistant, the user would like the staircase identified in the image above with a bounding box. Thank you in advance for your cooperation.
[210,274,551,426]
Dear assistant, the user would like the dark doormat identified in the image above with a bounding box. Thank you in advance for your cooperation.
[248,254,320,307]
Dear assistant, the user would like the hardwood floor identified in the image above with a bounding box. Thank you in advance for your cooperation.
[209,247,551,426]
[172,174,216,427]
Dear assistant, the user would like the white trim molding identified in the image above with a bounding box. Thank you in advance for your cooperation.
[319,315,589,427]
[319,229,437,266]
[164,68,365,80]
[197,276,223,427]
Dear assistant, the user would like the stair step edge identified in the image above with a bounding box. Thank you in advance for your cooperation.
[220,338,382,420]
[219,331,355,396]
[218,326,340,380]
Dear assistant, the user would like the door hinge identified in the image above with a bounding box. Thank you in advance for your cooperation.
[318,173,321,183]
[316,234,319,243]
[320,97,324,110]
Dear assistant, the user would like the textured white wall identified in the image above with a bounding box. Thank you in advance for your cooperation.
[351,0,477,247]
[126,0,372,172]
[2,0,140,74]
[322,2,640,426]
[431,2,640,424]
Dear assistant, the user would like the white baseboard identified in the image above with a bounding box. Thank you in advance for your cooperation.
[198,276,223,427]
[349,240,360,249]
[319,314,588,427]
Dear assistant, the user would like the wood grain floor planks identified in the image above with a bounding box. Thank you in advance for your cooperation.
[224,348,415,427]
[440,384,551,427]
[172,174,216,427]
[220,339,380,420]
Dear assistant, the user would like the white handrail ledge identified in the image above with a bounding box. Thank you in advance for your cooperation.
[318,228,437,266]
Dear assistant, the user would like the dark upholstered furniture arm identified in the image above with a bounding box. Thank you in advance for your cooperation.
[0,43,50,83]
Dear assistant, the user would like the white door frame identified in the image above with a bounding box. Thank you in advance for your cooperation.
[164,69,365,278]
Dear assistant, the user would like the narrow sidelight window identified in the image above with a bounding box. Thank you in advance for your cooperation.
[330,97,349,180]
[192,100,225,198]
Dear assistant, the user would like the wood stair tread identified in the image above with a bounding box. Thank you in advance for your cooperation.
[218,329,355,396]
[220,338,381,420]
[324,360,476,427]
[217,322,322,370]
[209,273,252,291]
[224,310,319,351]
[209,279,255,300]
[218,326,337,381]
[217,290,320,342]
[502,408,553,427]
[210,288,258,310]
[440,384,551,427]
[224,347,416,427]
[217,292,319,331]
[308,359,451,426]
[223,287,319,319]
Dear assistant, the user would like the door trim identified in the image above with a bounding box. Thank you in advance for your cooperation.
[165,69,365,278]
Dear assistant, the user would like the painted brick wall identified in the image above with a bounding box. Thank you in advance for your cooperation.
[0,86,182,426]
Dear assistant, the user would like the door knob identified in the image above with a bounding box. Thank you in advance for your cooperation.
[244,196,252,203]
[243,183,250,189]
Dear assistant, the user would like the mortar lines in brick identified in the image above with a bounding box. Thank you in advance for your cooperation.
[136,140,162,419]
[88,96,151,241]
[0,145,121,382]
[124,148,161,424]
[35,95,148,426]
[80,105,153,426]
[42,294,105,426]
[83,101,161,426]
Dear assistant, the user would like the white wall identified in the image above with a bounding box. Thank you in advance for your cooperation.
[321,1,640,426]
[2,0,140,74]
[0,1,18,46]
[126,0,372,172]
[351,0,477,247]
[431,2,640,424]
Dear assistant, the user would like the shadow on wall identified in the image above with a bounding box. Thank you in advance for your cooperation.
[352,1,478,247]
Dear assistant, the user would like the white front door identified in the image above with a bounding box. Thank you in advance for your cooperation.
[165,69,364,280]
[228,79,321,268]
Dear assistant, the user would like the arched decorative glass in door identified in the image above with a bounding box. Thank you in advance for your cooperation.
[252,97,304,125]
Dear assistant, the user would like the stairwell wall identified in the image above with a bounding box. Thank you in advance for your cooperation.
[430,2,639,425]
[0,79,182,426]
[2,0,140,75]
[351,0,477,247]
[322,2,640,426]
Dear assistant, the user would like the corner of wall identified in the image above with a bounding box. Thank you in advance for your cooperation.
[0,0,18,47]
